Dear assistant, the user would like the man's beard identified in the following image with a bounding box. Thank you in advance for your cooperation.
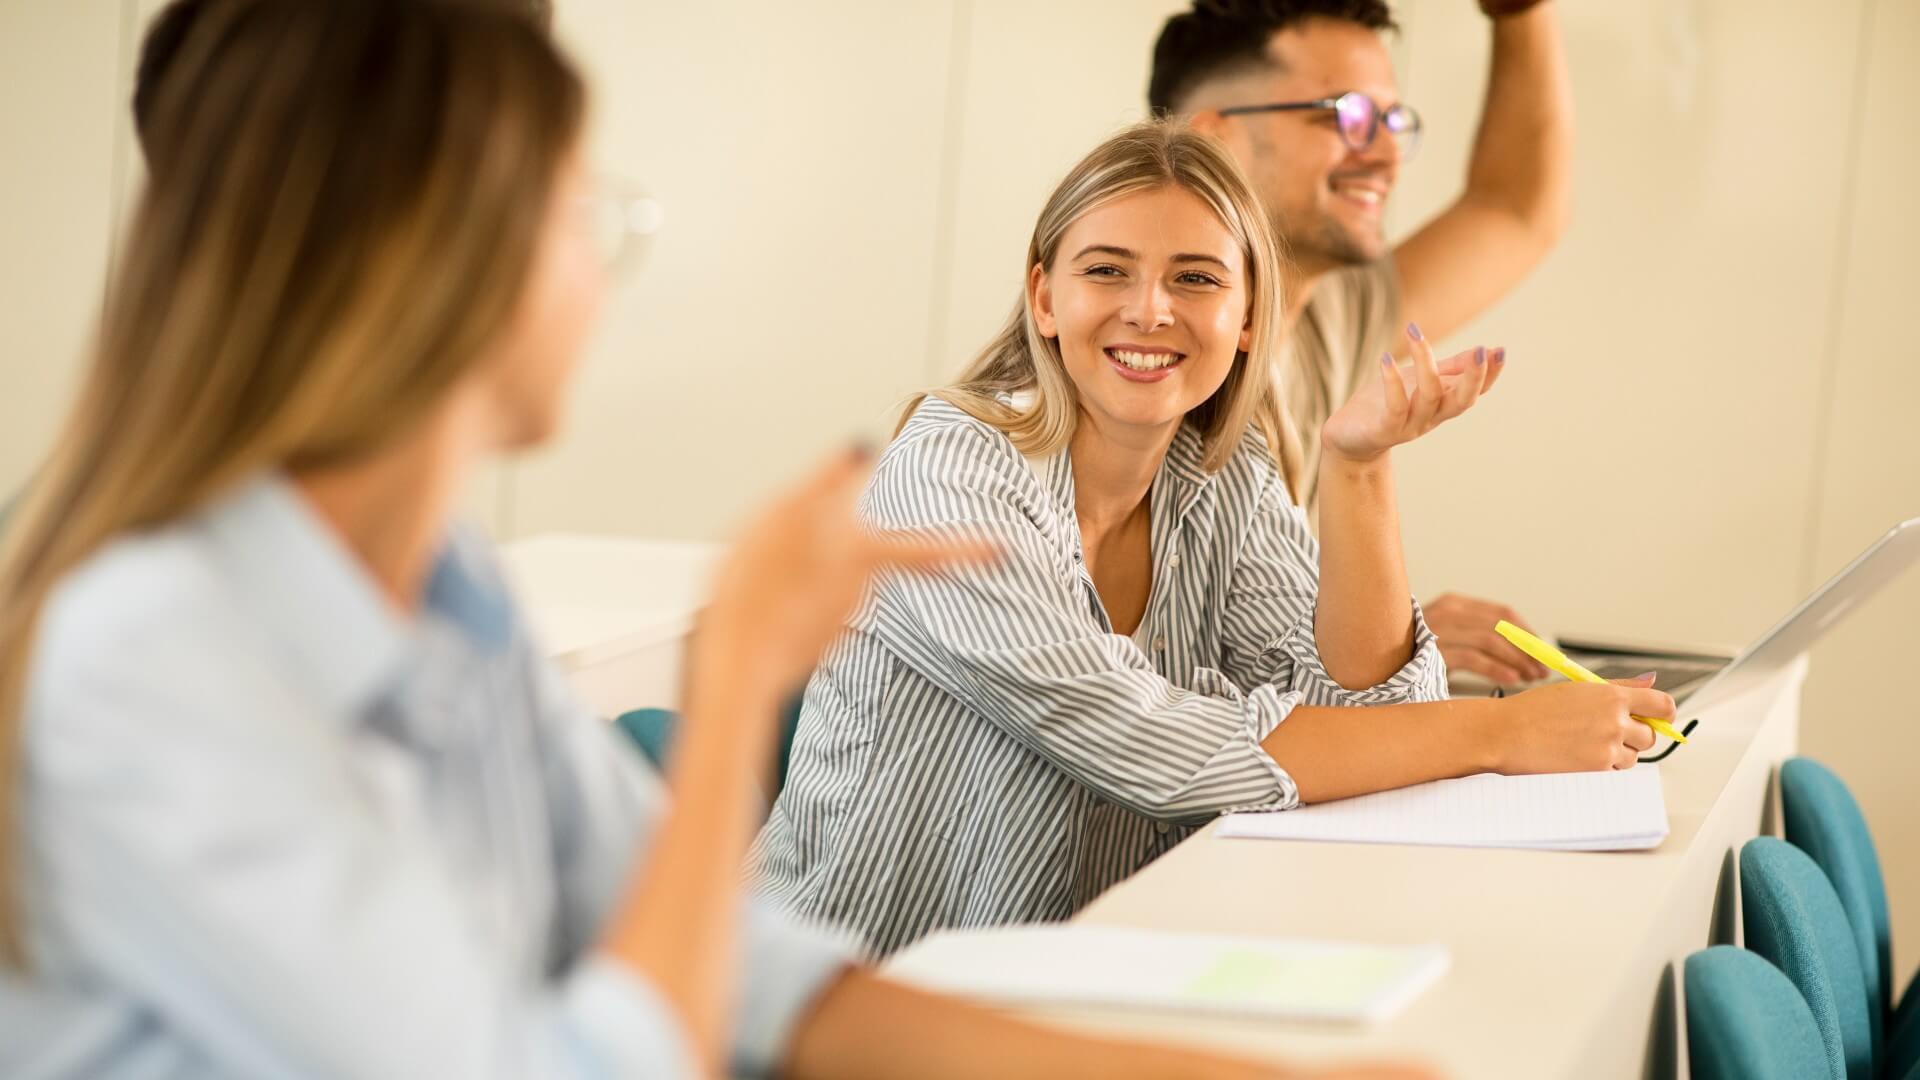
[1276,205,1383,270]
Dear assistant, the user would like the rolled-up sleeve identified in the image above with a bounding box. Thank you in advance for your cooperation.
[563,959,701,1076]
[1220,481,1448,710]
[731,900,858,1074]
[861,421,1306,824]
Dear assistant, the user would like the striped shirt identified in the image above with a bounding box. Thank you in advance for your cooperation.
[3,476,850,1079]
[750,398,1447,957]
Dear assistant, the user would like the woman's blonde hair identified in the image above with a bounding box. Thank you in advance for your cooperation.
[903,119,1298,481]
[0,0,585,966]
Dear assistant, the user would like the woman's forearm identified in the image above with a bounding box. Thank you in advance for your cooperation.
[1261,698,1501,804]
[600,652,788,1070]
[1311,453,1418,689]
[783,970,1290,1080]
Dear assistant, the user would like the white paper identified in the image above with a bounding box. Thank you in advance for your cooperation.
[883,925,1449,1025]
[1219,765,1668,851]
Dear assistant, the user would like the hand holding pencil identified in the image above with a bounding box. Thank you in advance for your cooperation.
[1494,620,1689,745]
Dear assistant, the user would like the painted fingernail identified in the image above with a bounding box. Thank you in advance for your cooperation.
[1406,322,1423,342]
[1491,347,1507,363]
[1635,671,1658,683]
[1474,346,1487,365]
[1380,351,1395,368]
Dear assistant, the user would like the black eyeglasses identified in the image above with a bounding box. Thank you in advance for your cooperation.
[1219,90,1423,160]
[1635,719,1699,764]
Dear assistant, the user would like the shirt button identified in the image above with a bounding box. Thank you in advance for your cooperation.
[1155,822,1171,835]
[1152,635,1167,653]
[1169,552,1182,569]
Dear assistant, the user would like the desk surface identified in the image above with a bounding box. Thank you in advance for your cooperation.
[888,660,1806,1080]
[509,532,1806,1075]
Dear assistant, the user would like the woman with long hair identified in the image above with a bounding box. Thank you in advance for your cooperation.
[753,120,1675,956]
[0,3,1431,1077]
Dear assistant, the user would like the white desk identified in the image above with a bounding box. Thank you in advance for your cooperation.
[887,660,1807,1080]
[500,533,720,717]
[506,533,1807,1075]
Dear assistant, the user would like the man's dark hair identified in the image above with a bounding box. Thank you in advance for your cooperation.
[132,0,555,159]
[1148,0,1397,116]
[132,0,209,155]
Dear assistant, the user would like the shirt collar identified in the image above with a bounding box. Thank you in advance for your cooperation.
[197,474,513,717]
[1160,422,1213,491]
[1019,420,1217,573]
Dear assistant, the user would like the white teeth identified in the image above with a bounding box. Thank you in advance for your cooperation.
[1109,349,1182,371]
[1338,187,1383,205]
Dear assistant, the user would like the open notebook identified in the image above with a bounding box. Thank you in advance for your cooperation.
[1218,765,1669,851]
[884,925,1450,1025]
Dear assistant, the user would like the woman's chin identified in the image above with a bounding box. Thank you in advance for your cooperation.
[1082,397,1193,435]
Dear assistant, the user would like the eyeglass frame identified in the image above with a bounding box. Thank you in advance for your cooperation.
[1217,90,1423,158]
[580,175,664,283]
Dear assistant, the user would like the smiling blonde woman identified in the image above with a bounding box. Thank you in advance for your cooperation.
[750,120,1675,957]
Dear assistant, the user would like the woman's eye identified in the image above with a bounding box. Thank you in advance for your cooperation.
[1082,264,1124,278]
[1176,272,1222,286]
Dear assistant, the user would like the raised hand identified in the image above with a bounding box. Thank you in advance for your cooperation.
[1319,322,1506,464]
[693,446,997,702]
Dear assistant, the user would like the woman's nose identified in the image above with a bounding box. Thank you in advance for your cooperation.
[1121,279,1174,331]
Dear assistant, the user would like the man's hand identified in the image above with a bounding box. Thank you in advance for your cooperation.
[1424,593,1551,685]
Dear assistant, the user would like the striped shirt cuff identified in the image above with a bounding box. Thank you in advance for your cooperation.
[1276,599,1448,706]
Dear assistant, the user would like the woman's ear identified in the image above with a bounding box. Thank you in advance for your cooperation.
[1027,262,1058,339]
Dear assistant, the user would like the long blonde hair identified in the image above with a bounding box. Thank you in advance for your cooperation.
[0,0,585,966]
[904,120,1299,481]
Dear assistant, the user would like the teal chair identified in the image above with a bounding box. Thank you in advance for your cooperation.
[1896,1025,1920,1080]
[615,707,678,770]
[1783,757,1920,1056]
[615,693,806,792]
[1686,945,1835,1080]
[1742,836,1875,1080]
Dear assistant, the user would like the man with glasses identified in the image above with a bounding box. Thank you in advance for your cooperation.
[1153,0,1570,687]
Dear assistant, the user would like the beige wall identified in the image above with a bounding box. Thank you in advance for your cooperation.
[0,0,126,499]
[2,0,1915,983]
[1800,0,1920,994]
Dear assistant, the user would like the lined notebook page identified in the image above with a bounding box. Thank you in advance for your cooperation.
[1218,765,1668,851]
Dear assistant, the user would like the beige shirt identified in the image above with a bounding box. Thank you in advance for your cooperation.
[1279,258,1403,518]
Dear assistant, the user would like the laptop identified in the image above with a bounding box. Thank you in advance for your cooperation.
[1452,517,1920,715]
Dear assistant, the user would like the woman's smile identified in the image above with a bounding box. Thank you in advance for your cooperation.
[1105,343,1188,383]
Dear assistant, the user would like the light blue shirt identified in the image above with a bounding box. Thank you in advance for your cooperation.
[2,476,851,1078]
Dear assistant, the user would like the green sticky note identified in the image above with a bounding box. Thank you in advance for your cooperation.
[1183,947,1413,1010]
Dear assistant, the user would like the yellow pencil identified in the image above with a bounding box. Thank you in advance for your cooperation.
[1493,620,1688,745]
